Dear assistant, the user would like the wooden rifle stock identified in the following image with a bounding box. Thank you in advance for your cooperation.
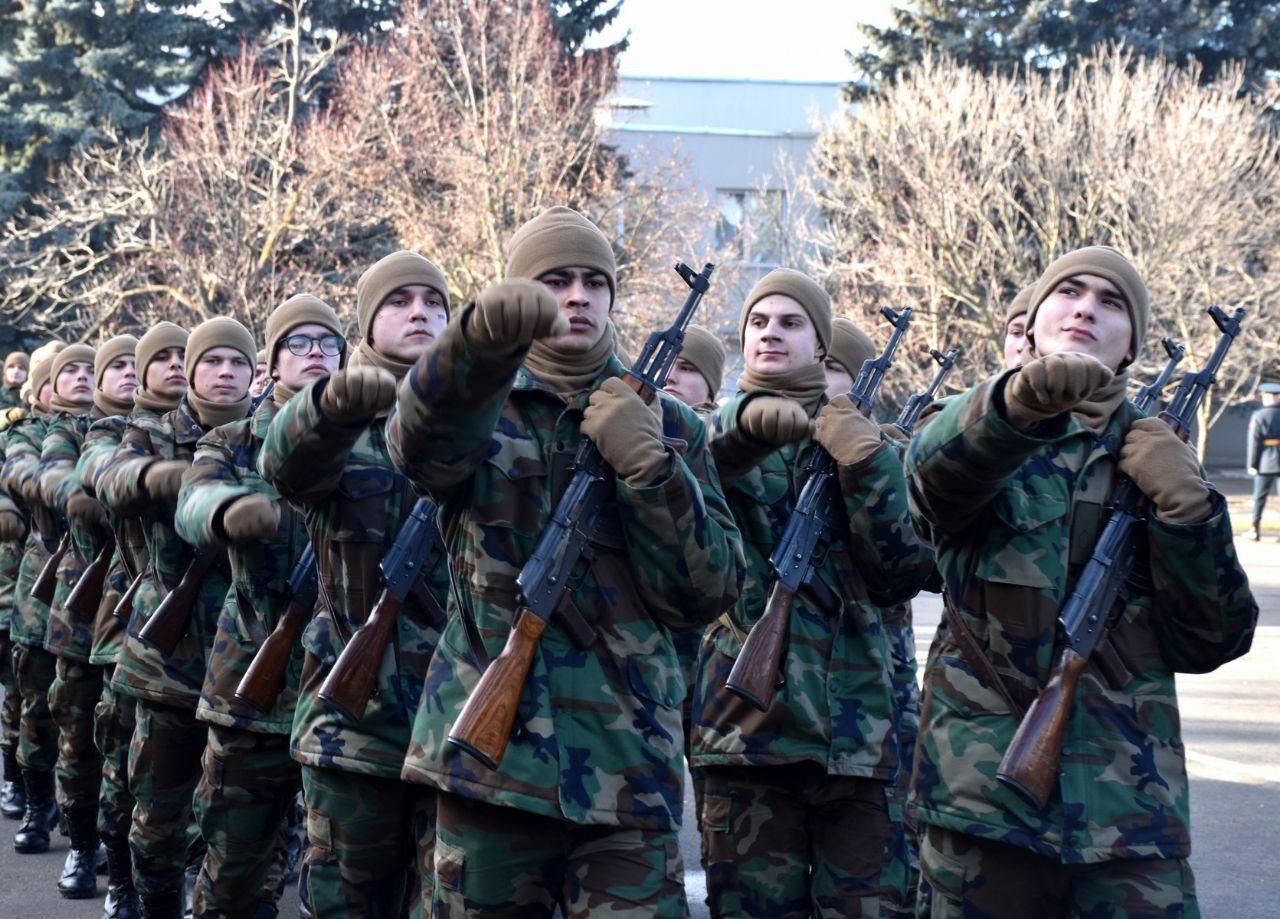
[996,647,1087,808]
[724,583,795,712]
[448,608,547,770]
[317,592,404,721]
[33,533,71,606]
[114,570,144,625]
[138,552,218,656]
[66,536,115,623]
[235,596,311,713]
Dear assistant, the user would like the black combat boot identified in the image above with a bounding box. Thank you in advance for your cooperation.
[0,746,25,819]
[58,804,101,898]
[1250,519,1262,541]
[101,833,142,919]
[13,768,59,852]
[138,889,183,919]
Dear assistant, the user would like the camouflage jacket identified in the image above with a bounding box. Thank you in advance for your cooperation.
[79,414,143,668]
[98,397,234,709]
[0,385,22,412]
[176,397,310,735]
[387,314,745,831]
[258,379,449,780]
[690,391,928,780]
[2,415,56,647]
[905,371,1258,864]
[0,431,24,633]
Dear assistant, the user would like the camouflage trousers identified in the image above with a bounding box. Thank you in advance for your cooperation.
[0,628,18,752]
[128,698,206,898]
[701,764,893,919]
[917,825,1200,918]
[432,792,686,919]
[49,656,105,812]
[93,674,136,844]
[301,764,431,919]
[193,724,299,918]
[12,642,58,772]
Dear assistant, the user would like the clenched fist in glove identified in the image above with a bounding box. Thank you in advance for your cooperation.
[220,493,281,542]
[466,280,569,355]
[0,510,26,542]
[66,492,107,531]
[143,460,189,502]
[581,377,668,485]
[319,366,396,425]
[814,395,884,465]
[1004,352,1114,430]
[1118,417,1213,524]
[738,395,811,446]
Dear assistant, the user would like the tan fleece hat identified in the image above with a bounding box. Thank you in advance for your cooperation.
[1006,283,1034,324]
[828,317,876,377]
[255,349,267,367]
[136,322,189,384]
[1027,246,1149,365]
[185,317,257,380]
[505,206,617,306]
[27,341,67,404]
[266,295,346,376]
[94,335,138,387]
[738,268,834,355]
[4,352,27,371]
[356,252,451,344]
[680,325,727,397]
[51,344,96,395]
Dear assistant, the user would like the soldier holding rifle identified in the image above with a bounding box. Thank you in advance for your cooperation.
[905,247,1257,916]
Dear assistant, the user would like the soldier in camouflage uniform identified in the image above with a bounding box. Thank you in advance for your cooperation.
[388,206,745,917]
[100,318,256,918]
[690,269,929,918]
[1002,284,1032,371]
[259,252,452,919]
[1,351,29,422]
[0,412,29,819]
[2,343,69,854]
[176,295,346,918]
[905,247,1258,916]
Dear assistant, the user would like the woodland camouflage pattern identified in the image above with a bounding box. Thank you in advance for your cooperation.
[905,371,1258,864]
[387,310,745,831]
[2,414,56,648]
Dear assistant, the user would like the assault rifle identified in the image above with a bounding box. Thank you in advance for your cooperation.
[996,320,1239,809]
[235,543,318,713]
[319,500,445,720]
[447,261,716,769]
[32,532,72,606]
[65,534,115,623]
[137,549,225,656]
[725,306,914,712]
[891,346,962,439]
[114,570,144,626]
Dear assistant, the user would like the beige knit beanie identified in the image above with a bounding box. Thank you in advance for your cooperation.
[94,335,138,388]
[680,325,727,397]
[505,207,617,306]
[266,295,346,376]
[185,317,257,380]
[738,268,833,355]
[5,352,27,371]
[828,317,876,377]
[1006,283,1034,324]
[51,344,96,396]
[356,252,451,345]
[136,322,189,383]
[1027,246,1149,365]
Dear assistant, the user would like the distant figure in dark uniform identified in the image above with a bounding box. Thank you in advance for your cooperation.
[1247,380,1280,541]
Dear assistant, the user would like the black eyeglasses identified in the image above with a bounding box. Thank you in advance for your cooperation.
[282,334,344,357]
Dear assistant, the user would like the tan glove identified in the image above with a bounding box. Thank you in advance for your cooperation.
[466,280,569,355]
[879,421,910,445]
[19,476,42,507]
[814,395,884,465]
[143,459,188,502]
[0,510,26,542]
[738,395,811,446]
[319,366,397,425]
[1004,352,1113,429]
[220,493,281,542]
[4,407,24,425]
[581,377,668,485]
[66,492,107,531]
[1118,417,1213,524]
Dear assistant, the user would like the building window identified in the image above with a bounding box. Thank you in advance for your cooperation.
[715,189,786,265]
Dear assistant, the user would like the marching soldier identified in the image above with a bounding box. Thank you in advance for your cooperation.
[1246,379,1280,541]
[258,253,452,918]
[99,318,255,917]
[0,400,30,819]
[1003,284,1032,370]
[2,351,29,420]
[906,247,1258,915]
[387,206,744,916]
[250,349,270,400]
[690,270,928,917]
[176,296,346,917]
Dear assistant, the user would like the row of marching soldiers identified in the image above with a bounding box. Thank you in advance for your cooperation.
[0,205,1258,918]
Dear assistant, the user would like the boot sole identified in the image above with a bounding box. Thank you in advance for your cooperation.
[14,839,51,853]
[58,885,99,899]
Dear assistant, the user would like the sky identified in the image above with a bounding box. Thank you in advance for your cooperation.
[593,0,896,82]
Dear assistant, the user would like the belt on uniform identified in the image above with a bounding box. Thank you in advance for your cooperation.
[1263,438,1280,446]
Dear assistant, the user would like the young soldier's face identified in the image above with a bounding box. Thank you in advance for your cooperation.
[145,347,187,400]
[275,322,343,391]
[192,347,252,404]
[54,361,95,405]
[1003,316,1028,369]
[663,357,711,406]
[1031,274,1132,371]
[823,357,855,399]
[743,295,823,374]
[101,356,138,400]
[4,364,25,386]
[249,361,269,398]
[370,285,448,364]
[538,267,611,354]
